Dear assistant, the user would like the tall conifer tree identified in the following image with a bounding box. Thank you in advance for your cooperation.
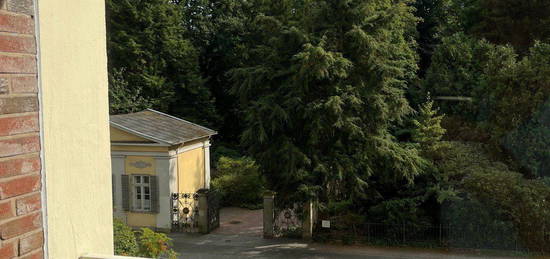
[231,0,425,203]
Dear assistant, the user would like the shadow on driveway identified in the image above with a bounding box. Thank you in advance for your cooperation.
[169,207,520,259]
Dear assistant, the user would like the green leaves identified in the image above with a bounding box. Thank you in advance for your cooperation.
[294,43,352,80]
[412,96,447,158]
[424,37,550,178]
[230,0,424,203]
[113,219,178,259]
[107,0,216,125]
[137,228,178,259]
[211,156,265,208]
[113,218,139,256]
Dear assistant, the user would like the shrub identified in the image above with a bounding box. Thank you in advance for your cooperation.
[211,145,243,169]
[137,228,178,259]
[441,198,519,249]
[113,219,178,258]
[368,197,431,227]
[462,170,550,252]
[436,141,550,252]
[211,156,265,209]
[503,100,550,178]
[113,218,138,256]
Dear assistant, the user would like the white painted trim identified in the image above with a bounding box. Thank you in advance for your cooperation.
[111,151,170,158]
[179,135,214,146]
[111,142,170,147]
[175,142,205,155]
[168,156,178,194]
[34,0,49,257]
[154,157,171,229]
[110,122,171,145]
[111,156,126,221]
[130,175,153,212]
[203,140,211,189]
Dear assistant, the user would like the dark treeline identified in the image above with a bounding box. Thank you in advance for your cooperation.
[106,0,550,251]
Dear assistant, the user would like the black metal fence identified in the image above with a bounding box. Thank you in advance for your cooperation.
[315,222,550,253]
[206,189,221,233]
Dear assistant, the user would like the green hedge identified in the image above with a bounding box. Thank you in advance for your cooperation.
[211,156,265,209]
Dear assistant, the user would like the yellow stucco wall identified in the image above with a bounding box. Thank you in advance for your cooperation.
[177,147,205,193]
[125,156,156,175]
[124,156,157,227]
[110,127,153,142]
[127,213,157,227]
[38,0,114,257]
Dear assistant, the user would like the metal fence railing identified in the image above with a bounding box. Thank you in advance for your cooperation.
[315,222,550,254]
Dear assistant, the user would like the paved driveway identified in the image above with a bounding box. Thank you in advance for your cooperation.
[169,207,522,259]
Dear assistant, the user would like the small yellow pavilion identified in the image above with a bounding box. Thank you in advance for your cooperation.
[109,109,216,230]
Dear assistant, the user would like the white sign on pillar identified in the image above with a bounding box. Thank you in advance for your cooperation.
[322,220,331,228]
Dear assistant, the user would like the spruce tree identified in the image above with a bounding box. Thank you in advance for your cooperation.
[412,97,447,158]
[231,0,425,203]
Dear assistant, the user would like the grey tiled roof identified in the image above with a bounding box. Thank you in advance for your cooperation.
[110,109,217,145]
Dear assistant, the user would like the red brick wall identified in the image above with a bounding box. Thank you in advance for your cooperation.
[0,0,44,258]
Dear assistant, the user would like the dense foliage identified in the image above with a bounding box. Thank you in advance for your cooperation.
[107,0,550,251]
[137,228,178,259]
[106,0,217,125]
[211,156,265,208]
[113,219,139,256]
[424,33,550,177]
[435,142,550,252]
[113,219,178,258]
[231,0,425,204]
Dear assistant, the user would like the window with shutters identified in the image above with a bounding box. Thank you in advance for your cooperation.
[133,175,151,212]
[121,174,158,213]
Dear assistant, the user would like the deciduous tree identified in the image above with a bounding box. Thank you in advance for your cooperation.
[107,0,217,125]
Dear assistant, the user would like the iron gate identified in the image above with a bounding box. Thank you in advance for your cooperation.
[171,192,199,232]
[273,202,303,237]
[170,190,221,233]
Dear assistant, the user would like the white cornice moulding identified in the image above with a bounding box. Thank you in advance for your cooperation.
[110,151,170,158]
[111,142,170,147]
[175,141,205,154]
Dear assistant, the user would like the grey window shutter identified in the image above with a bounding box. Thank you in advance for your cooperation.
[121,175,130,211]
[112,175,116,206]
[150,176,160,213]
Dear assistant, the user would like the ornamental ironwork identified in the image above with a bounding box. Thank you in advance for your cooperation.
[273,202,303,237]
[171,192,199,232]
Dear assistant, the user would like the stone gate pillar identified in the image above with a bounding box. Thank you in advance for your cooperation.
[263,192,275,239]
[302,200,314,240]
[197,189,209,234]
